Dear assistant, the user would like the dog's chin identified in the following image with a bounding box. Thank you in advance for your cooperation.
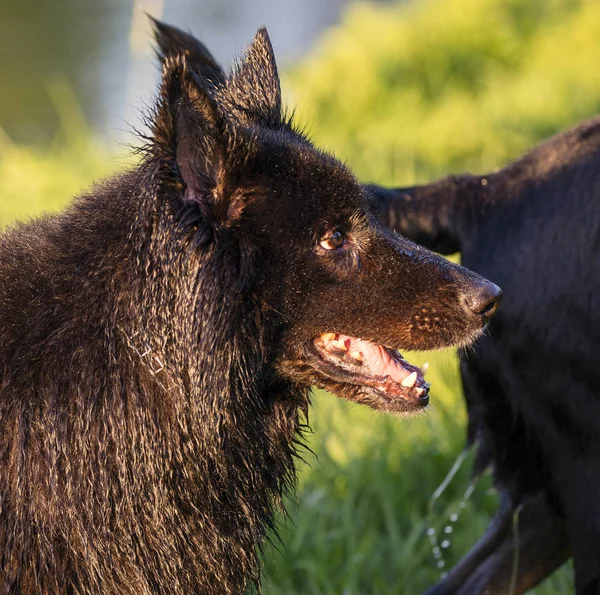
[301,333,432,414]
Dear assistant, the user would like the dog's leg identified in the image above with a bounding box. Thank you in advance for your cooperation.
[422,491,570,595]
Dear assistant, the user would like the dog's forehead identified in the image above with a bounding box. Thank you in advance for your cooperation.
[251,131,364,210]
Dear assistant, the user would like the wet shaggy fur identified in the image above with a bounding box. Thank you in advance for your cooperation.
[0,23,499,595]
[371,117,600,595]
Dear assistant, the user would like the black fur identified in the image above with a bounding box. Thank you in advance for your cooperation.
[370,117,600,594]
[0,23,499,594]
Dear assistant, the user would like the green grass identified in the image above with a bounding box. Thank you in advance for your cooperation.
[261,355,492,595]
[261,371,574,594]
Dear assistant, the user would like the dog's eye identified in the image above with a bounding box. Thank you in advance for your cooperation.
[320,229,346,250]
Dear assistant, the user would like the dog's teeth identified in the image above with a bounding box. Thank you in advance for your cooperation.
[421,362,429,376]
[333,340,348,351]
[322,333,336,341]
[401,372,418,387]
[350,350,364,362]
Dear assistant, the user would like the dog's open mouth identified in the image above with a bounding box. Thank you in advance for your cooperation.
[308,332,431,412]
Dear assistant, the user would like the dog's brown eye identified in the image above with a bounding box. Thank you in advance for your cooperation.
[320,230,346,250]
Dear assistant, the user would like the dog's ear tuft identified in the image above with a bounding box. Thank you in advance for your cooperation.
[151,17,226,85]
[226,27,282,128]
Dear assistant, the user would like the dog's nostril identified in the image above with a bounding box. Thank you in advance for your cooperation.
[465,282,502,320]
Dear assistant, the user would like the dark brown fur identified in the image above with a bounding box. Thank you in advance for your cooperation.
[0,23,499,594]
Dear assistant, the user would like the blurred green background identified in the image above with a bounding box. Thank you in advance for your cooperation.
[4,0,600,592]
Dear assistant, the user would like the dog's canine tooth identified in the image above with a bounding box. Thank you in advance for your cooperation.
[321,333,336,341]
[421,362,429,376]
[401,372,418,387]
[350,350,364,362]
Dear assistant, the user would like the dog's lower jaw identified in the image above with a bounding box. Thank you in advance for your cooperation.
[325,381,430,414]
[278,345,429,415]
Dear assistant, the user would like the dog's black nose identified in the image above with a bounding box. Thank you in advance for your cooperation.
[464,281,502,321]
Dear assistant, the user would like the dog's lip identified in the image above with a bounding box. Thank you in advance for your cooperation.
[307,332,431,406]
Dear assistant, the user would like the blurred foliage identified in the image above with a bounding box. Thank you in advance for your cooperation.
[285,0,600,186]
[0,80,119,228]
[2,0,593,592]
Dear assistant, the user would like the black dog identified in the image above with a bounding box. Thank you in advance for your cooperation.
[0,22,500,594]
[370,117,600,594]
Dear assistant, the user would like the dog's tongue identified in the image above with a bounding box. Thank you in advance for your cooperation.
[341,336,411,383]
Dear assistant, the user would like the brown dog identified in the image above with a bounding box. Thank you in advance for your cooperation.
[0,22,500,593]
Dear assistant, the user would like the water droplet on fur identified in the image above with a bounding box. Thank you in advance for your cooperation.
[450,513,458,522]
[437,560,445,569]
[444,525,453,534]
[441,540,450,549]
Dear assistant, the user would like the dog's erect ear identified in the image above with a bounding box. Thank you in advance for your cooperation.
[151,17,226,85]
[150,28,283,225]
[153,56,236,221]
[151,21,283,129]
[226,28,282,128]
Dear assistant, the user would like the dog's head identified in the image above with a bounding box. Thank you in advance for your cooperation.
[148,21,501,413]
